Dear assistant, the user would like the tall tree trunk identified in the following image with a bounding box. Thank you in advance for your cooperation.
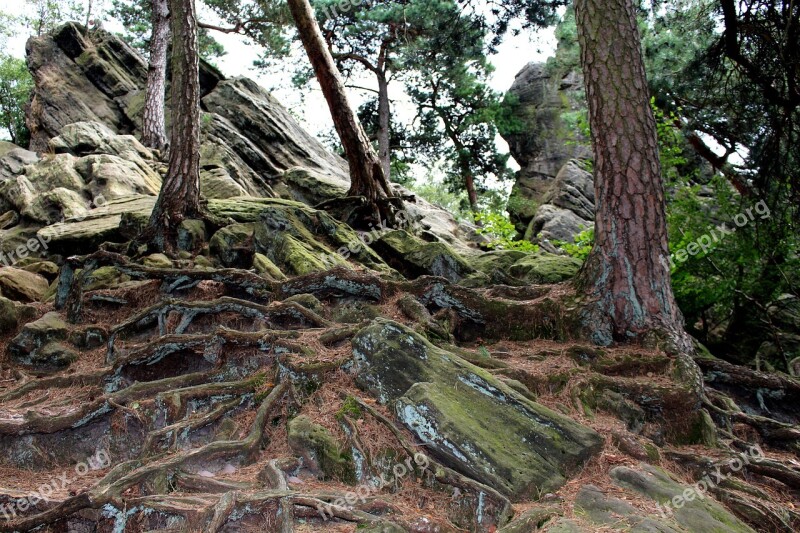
[286,0,399,226]
[377,74,391,181]
[573,0,686,347]
[144,0,201,253]
[142,0,170,153]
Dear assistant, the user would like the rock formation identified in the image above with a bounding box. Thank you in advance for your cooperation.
[501,62,594,243]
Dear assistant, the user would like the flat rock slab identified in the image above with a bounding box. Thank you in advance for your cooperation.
[609,464,755,533]
[352,319,603,501]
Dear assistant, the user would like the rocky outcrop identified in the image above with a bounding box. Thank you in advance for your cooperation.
[501,62,594,242]
[12,22,474,252]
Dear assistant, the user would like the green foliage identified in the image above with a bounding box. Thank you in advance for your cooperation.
[21,0,91,36]
[474,211,537,251]
[0,55,33,147]
[553,227,593,260]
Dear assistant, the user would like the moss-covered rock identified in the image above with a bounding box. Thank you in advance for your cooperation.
[330,301,381,324]
[287,415,356,483]
[209,223,254,268]
[0,296,20,331]
[284,293,324,314]
[371,229,473,282]
[610,464,755,533]
[143,253,173,269]
[352,319,603,501]
[250,200,390,275]
[83,266,131,291]
[252,252,286,280]
[274,234,330,275]
[177,219,207,253]
[8,311,78,371]
[0,267,50,302]
[507,251,582,284]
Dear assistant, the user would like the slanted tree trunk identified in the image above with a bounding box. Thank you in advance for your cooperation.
[145,0,201,253]
[142,0,170,153]
[287,0,399,226]
[376,73,391,182]
[573,0,687,348]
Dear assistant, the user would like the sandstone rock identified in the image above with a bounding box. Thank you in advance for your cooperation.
[20,260,59,281]
[25,23,145,151]
[352,319,603,501]
[0,267,49,302]
[23,24,474,251]
[8,311,78,372]
[0,296,20,331]
[370,230,474,282]
[610,464,755,532]
[38,195,155,254]
[0,146,39,180]
[202,78,349,182]
[209,223,255,268]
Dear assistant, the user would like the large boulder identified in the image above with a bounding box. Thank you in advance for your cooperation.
[352,319,603,501]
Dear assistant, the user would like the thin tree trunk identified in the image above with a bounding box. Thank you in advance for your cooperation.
[464,172,478,212]
[145,0,201,253]
[377,74,391,181]
[142,0,170,153]
[286,0,398,225]
[84,0,93,30]
[573,0,686,347]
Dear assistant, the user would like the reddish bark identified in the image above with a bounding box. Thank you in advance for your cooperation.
[573,0,686,346]
[145,0,201,252]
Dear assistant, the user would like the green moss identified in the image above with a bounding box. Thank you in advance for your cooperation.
[372,230,474,281]
[508,252,582,284]
[252,253,286,280]
[336,396,363,421]
[643,443,660,462]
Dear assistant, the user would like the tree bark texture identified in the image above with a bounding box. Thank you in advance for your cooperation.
[573,0,685,346]
[145,0,201,252]
[142,0,170,152]
[287,0,398,225]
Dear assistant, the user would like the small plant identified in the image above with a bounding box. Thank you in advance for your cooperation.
[474,211,538,252]
[553,227,594,259]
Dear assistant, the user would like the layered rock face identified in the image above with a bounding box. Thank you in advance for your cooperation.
[8,22,471,252]
[501,62,594,243]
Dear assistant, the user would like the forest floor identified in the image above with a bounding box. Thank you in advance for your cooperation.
[0,255,798,532]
